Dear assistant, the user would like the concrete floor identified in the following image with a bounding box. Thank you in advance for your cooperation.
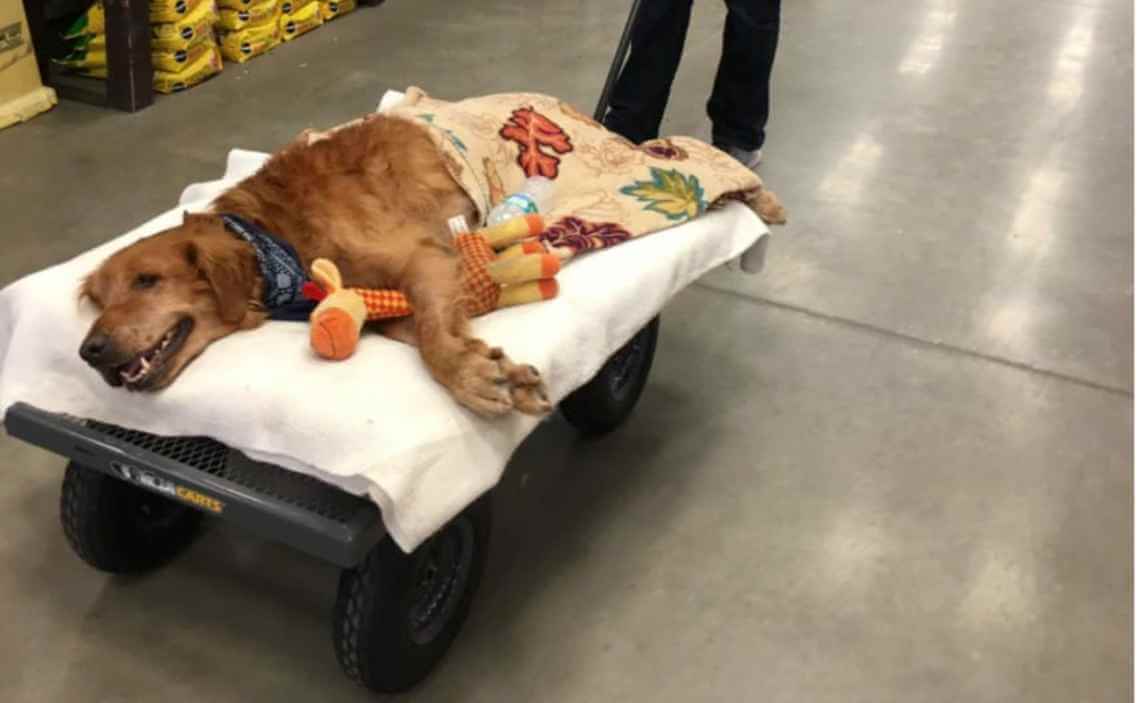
[0,0,1132,700]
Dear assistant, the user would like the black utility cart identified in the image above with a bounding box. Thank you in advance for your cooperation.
[4,2,651,693]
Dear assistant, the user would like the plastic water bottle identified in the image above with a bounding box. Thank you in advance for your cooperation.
[486,176,554,225]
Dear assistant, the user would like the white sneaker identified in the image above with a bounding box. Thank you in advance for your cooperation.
[715,143,763,171]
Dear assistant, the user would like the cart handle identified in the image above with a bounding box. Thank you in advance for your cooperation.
[593,0,644,122]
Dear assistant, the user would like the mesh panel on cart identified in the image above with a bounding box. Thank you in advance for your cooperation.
[81,418,373,524]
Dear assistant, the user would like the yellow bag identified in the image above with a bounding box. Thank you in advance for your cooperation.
[74,65,107,79]
[153,45,222,93]
[151,0,219,51]
[279,1,322,41]
[55,50,104,71]
[218,18,280,63]
[217,0,277,31]
[319,0,355,21]
[63,2,105,40]
[53,37,105,70]
[279,0,325,19]
[150,0,207,23]
[152,37,217,72]
[83,33,106,51]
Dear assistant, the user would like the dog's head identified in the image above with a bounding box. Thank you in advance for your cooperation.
[78,212,262,391]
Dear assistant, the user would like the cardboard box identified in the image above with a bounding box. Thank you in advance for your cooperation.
[0,0,57,129]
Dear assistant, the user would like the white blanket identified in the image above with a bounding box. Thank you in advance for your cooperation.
[0,99,767,552]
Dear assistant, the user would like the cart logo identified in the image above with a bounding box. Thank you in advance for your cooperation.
[108,461,225,514]
[175,487,224,514]
[110,461,177,497]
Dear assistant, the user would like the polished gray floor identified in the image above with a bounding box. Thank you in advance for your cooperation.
[0,0,1131,701]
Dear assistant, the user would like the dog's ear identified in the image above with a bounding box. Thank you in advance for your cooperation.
[186,240,250,325]
[77,273,98,307]
[183,210,223,228]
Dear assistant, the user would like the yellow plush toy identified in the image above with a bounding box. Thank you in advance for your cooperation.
[305,214,559,360]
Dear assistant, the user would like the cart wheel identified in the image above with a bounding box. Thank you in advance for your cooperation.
[60,462,203,574]
[333,494,493,693]
[561,316,659,435]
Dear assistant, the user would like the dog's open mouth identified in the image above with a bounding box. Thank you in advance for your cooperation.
[115,318,193,390]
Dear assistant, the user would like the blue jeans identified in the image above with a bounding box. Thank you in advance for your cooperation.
[603,0,781,151]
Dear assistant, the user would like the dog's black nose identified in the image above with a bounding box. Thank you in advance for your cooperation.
[80,333,111,365]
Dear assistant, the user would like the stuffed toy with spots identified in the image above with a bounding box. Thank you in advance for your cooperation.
[303,214,560,360]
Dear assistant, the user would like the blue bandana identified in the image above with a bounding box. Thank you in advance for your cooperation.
[220,214,316,321]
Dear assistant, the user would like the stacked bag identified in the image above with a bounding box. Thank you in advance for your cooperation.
[216,0,280,63]
[150,0,224,92]
[56,2,106,77]
[278,0,324,43]
[57,0,223,94]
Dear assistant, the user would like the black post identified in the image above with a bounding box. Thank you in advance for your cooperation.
[105,0,154,111]
[593,0,643,122]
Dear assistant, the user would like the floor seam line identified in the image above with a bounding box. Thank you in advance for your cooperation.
[692,282,1133,399]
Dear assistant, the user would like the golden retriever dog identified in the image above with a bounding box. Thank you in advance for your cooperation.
[78,115,550,416]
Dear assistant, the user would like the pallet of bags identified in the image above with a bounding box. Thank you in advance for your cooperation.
[60,1,217,53]
[60,40,221,95]
[57,32,219,80]
[278,0,323,42]
[57,0,222,93]
[216,0,281,63]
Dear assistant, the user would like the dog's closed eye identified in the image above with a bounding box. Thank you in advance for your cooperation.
[133,273,161,290]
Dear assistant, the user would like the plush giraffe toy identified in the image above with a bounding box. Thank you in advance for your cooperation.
[304,214,560,360]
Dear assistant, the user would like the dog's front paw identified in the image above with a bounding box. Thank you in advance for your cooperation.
[451,341,552,417]
[451,351,513,417]
[502,360,552,416]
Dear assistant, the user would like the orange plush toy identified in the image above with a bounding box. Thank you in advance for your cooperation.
[304,214,560,360]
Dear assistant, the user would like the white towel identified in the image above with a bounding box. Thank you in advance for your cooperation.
[0,115,767,553]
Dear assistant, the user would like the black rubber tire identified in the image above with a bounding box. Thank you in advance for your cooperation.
[59,462,203,574]
[561,316,660,435]
[333,494,493,693]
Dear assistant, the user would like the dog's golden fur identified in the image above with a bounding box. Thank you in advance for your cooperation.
[79,115,550,416]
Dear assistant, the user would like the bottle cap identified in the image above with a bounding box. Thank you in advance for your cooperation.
[447,215,471,239]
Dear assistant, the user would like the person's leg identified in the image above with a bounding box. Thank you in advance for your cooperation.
[707,0,781,154]
[603,0,696,144]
